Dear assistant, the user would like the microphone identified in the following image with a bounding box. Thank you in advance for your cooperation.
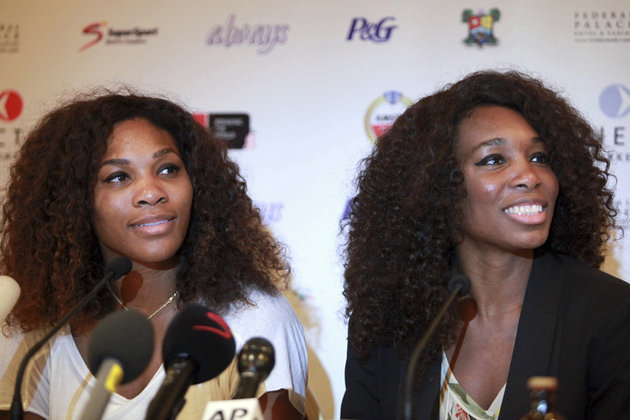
[399,274,471,420]
[145,303,236,420]
[0,275,20,324]
[232,337,275,399]
[200,338,273,420]
[79,310,154,420]
[9,256,132,420]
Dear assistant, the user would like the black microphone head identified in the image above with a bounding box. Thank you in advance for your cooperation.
[105,256,133,281]
[162,303,235,384]
[237,337,275,379]
[87,310,154,384]
[448,274,471,296]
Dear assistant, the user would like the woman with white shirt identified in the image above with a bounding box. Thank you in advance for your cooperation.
[0,91,307,420]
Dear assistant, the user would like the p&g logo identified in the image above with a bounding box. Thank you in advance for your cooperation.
[347,17,397,42]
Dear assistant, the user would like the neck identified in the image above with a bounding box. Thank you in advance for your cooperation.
[110,261,179,318]
[456,243,534,318]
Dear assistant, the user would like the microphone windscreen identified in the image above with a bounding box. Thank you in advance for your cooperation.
[105,257,133,281]
[238,337,275,377]
[0,275,20,323]
[162,303,235,384]
[448,274,471,296]
[87,310,154,384]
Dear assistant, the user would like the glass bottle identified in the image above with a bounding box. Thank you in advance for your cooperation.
[520,376,565,420]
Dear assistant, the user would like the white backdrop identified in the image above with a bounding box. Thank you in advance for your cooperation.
[2,1,629,418]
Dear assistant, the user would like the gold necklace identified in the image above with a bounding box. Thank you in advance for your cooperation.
[107,283,178,320]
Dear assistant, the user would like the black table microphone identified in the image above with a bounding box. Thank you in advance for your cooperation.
[145,303,236,420]
[232,337,275,399]
[79,310,154,420]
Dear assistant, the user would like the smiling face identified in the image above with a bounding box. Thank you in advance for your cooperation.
[455,105,559,256]
[92,118,193,267]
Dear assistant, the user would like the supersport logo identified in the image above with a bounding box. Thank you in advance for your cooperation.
[79,22,106,52]
[193,312,233,339]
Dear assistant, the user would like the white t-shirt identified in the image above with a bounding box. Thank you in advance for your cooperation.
[0,288,307,419]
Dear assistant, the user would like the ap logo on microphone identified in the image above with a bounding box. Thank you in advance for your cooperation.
[202,398,263,420]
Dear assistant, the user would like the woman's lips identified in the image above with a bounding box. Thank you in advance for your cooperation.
[503,204,548,225]
[503,204,543,215]
[130,216,176,235]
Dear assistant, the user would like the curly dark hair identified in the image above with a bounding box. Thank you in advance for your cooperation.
[343,70,617,366]
[1,90,289,333]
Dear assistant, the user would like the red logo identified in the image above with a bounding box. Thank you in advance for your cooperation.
[79,22,106,52]
[193,312,232,339]
[0,90,23,122]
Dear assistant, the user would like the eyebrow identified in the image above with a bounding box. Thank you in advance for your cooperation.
[99,147,179,168]
[471,137,505,153]
[471,136,543,153]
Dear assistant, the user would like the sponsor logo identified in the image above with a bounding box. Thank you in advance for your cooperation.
[0,90,24,163]
[574,11,630,43]
[0,90,23,122]
[0,23,19,53]
[602,125,628,147]
[256,202,284,224]
[599,84,630,119]
[462,8,501,46]
[341,198,352,221]
[598,84,630,169]
[0,127,22,162]
[206,15,289,54]
[193,113,251,149]
[614,198,630,228]
[364,91,413,143]
[79,22,159,51]
[347,17,397,42]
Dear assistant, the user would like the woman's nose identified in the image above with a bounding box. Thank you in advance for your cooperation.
[134,177,167,206]
[510,159,541,190]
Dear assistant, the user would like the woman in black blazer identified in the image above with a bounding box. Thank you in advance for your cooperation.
[341,71,630,420]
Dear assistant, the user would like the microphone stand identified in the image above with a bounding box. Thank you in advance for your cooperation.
[9,258,131,420]
[399,275,470,420]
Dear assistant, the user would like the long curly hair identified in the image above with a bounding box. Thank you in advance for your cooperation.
[1,91,289,333]
[343,70,617,365]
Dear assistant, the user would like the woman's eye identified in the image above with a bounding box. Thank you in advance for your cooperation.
[475,154,505,166]
[159,164,180,176]
[104,172,129,183]
[531,152,550,164]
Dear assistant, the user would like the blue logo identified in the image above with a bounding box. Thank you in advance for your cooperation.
[256,202,284,224]
[599,84,630,118]
[341,198,352,221]
[347,17,397,42]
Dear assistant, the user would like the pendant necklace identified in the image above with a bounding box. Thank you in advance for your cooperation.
[107,282,178,320]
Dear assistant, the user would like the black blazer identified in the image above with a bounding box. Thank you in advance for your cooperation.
[341,252,630,420]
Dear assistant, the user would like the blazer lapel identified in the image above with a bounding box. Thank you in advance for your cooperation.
[499,252,566,419]
[415,360,441,420]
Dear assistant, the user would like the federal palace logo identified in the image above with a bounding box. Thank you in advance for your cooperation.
[574,10,630,43]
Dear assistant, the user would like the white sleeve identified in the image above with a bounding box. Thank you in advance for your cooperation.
[0,327,52,418]
[26,355,50,419]
[0,328,24,410]
[222,288,308,398]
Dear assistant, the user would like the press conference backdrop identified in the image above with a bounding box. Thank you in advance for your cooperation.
[1,1,629,418]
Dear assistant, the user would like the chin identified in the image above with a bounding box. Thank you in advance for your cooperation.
[511,239,549,254]
[128,252,181,268]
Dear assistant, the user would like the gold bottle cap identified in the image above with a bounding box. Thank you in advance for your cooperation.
[526,376,558,391]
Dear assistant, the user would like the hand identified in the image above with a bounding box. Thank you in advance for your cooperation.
[258,389,305,420]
